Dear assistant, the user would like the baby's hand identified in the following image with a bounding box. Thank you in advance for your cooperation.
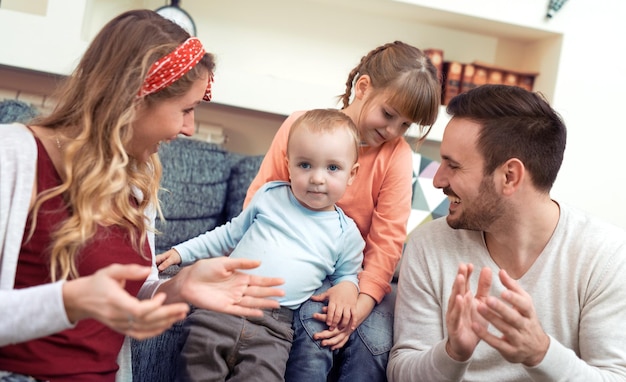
[156,249,182,271]
[324,281,358,331]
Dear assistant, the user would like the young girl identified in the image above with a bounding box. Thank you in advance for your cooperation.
[0,9,283,381]
[245,41,441,381]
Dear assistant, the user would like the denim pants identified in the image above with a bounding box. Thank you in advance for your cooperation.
[285,279,396,382]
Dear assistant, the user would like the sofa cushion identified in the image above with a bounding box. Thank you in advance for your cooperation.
[155,138,231,254]
[407,152,449,236]
[157,138,231,219]
[155,216,224,255]
[394,152,449,282]
[224,153,264,221]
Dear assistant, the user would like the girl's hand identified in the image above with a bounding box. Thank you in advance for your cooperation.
[312,324,353,350]
[311,293,376,350]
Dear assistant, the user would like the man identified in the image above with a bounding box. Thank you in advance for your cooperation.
[388,85,626,381]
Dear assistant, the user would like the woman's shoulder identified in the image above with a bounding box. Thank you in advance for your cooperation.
[1,123,36,152]
[0,123,37,210]
[2,122,32,136]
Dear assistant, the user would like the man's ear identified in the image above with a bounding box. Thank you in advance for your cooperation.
[500,158,524,196]
[347,163,360,186]
[354,75,371,101]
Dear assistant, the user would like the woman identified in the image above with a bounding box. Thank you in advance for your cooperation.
[0,9,283,381]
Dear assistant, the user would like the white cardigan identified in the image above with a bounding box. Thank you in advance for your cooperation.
[0,123,164,380]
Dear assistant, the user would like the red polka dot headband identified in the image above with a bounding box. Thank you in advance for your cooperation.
[139,37,213,101]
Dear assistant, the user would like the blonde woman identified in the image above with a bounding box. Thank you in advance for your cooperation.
[0,9,283,381]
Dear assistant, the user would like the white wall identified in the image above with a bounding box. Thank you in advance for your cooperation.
[0,0,87,74]
[1,0,624,230]
[547,0,626,230]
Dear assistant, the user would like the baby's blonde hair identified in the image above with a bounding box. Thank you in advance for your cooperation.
[287,109,360,163]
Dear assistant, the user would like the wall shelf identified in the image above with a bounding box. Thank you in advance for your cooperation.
[0,0,564,147]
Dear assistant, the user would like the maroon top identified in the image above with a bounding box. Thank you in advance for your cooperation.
[0,135,151,381]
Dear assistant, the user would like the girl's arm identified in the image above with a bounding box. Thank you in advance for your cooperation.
[357,140,413,303]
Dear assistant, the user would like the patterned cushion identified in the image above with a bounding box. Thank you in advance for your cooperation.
[407,152,449,238]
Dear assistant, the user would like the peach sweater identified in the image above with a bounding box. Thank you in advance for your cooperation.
[245,111,413,303]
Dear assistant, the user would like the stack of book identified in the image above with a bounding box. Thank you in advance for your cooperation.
[424,49,538,105]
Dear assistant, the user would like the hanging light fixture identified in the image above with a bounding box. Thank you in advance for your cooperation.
[156,0,197,36]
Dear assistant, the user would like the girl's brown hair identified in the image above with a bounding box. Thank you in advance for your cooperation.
[339,41,441,142]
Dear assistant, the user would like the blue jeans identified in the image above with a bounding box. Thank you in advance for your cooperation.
[285,279,395,382]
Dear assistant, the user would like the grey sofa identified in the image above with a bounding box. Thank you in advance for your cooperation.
[0,99,38,124]
[131,137,263,382]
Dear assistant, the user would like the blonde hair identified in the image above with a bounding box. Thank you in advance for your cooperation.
[339,41,441,142]
[30,10,215,281]
[287,109,360,162]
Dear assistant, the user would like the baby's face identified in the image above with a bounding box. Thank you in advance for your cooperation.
[287,126,358,211]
